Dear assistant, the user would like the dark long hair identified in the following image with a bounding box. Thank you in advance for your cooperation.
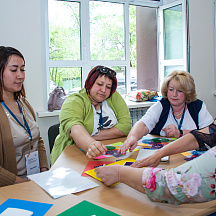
[0,46,26,101]
[84,66,117,97]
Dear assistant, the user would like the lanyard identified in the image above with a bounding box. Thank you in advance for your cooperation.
[171,104,186,130]
[99,105,103,129]
[1,100,32,141]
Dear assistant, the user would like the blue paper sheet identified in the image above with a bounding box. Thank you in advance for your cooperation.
[0,198,53,216]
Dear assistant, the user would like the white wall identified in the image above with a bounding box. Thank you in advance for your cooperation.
[0,0,215,164]
[189,0,216,118]
[0,0,58,165]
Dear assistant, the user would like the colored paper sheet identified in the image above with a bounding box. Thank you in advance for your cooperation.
[28,167,99,199]
[0,198,53,216]
[94,142,139,160]
[183,150,205,161]
[109,142,123,146]
[85,158,136,182]
[181,151,192,156]
[137,137,177,150]
[57,200,120,216]
[94,155,107,159]
[82,161,114,177]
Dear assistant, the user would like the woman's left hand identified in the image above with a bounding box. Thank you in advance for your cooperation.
[95,165,121,186]
[162,124,180,138]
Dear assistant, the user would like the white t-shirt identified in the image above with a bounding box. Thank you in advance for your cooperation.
[141,101,213,136]
[91,100,118,136]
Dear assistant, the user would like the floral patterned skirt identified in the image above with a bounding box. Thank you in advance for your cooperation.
[142,147,216,205]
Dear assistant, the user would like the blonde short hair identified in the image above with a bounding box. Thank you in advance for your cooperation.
[161,70,197,103]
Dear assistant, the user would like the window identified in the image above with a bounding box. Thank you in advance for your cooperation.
[48,0,81,94]
[47,0,162,97]
[158,0,187,89]
[47,0,186,97]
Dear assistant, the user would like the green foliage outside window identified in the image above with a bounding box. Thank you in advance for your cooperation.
[48,1,137,92]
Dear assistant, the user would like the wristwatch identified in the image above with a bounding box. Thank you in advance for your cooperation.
[179,129,183,138]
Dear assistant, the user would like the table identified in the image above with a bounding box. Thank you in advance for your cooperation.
[0,137,216,215]
[50,137,216,216]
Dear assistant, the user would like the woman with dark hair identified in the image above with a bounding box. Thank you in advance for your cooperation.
[50,66,131,164]
[119,70,213,155]
[0,46,48,187]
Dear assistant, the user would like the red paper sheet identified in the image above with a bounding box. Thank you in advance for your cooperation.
[82,161,114,177]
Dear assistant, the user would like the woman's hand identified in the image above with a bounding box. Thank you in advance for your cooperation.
[40,167,49,172]
[162,124,180,138]
[86,141,107,159]
[118,136,138,155]
[131,150,162,168]
[95,165,121,186]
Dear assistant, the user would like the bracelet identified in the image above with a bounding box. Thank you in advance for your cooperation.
[179,130,183,138]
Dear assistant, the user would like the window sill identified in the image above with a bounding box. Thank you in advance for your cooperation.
[37,110,60,118]
[125,99,155,109]
[37,99,155,118]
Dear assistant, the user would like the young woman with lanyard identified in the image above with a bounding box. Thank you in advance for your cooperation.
[119,70,213,155]
[0,46,48,187]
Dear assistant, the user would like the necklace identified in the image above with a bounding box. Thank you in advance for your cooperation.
[173,104,186,117]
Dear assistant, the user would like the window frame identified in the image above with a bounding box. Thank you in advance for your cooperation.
[158,0,187,90]
[45,0,160,99]
[214,0,216,95]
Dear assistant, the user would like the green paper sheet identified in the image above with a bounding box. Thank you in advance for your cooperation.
[57,200,120,216]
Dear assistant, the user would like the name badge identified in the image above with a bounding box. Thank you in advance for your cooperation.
[25,150,40,175]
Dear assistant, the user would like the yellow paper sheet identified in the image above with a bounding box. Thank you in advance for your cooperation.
[85,158,136,182]
[181,152,192,156]
[107,142,139,152]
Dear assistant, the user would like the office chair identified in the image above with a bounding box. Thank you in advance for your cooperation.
[48,123,60,153]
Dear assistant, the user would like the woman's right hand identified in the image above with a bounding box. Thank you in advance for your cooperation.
[118,136,138,155]
[86,141,107,159]
[131,150,162,168]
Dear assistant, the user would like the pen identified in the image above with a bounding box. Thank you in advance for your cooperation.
[204,143,211,150]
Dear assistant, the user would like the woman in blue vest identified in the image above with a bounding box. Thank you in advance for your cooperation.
[119,70,213,155]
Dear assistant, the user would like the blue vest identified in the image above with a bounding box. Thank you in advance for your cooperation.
[150,98,203,135]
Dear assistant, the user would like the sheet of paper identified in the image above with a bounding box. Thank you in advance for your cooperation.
[0,198,52,216]
[137,137,176,149]
[94,142,140,160]
[28,167,99,199]
[85,158,136,182]
[57,200,120,216]
[181,151,192,156]
[0,208,33,216]
[136,149,169,162]
[82,161,114,177]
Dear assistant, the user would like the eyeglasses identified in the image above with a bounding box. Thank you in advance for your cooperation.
[96,66,116,77]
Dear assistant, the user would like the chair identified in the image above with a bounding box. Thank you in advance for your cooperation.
[48,123,60,153]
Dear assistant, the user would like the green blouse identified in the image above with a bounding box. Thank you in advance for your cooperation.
[50,88,131,164]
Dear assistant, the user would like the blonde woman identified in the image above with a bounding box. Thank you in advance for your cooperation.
[120,70,213,154]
